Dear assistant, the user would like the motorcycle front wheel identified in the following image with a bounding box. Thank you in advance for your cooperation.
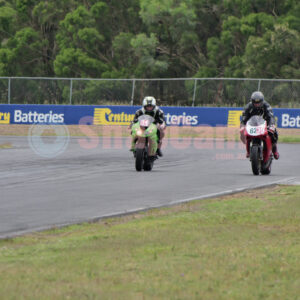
[250,145,260,175]
[135,148,144,171]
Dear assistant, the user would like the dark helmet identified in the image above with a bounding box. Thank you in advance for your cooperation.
[251,91,264,108]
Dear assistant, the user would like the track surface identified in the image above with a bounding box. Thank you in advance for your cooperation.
[1,135,299,238]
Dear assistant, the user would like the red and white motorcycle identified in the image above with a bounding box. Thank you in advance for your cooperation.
[242,116,273,175]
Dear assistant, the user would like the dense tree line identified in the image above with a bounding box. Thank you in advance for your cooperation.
[0,0,299,79]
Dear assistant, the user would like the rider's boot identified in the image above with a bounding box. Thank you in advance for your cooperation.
[149,156,157,162]
[156,137,163,157]
[272,144,280,160]
[130,138,137,152]
[156,148,163,157]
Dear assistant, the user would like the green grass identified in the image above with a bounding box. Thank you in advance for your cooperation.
[0,143,12,149]
[279,136,300,143]
[0,185,300,299]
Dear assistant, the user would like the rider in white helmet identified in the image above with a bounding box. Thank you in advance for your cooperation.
[132,96,166,156]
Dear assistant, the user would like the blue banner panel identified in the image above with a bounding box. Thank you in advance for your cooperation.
[0,104,300,128]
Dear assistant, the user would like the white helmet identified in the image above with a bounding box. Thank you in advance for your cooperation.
[142,96,156,111]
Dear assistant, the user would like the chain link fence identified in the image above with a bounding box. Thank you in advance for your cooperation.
[0,77,299,108]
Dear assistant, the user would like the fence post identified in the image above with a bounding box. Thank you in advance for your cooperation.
[192,79,197,107]
[8,78,11,104]
[131,79,136,105]
[257,79,261,91]
[69,79,73,105]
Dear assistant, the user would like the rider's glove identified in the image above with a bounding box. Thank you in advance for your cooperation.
[239,126,246,144]
[159,123,166,130]
[268,125,275,133]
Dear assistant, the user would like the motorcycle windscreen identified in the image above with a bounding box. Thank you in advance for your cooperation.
[138,115,155,124]
[247,115,265,126]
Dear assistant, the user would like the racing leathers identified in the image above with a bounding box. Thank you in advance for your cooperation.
[240,101,279,159]
[131,106,166,156]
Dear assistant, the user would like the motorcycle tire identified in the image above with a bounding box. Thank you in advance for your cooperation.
[250,145,260,175]
[261,159,272,175]
[143,159,153,171]
[135,148,144,171]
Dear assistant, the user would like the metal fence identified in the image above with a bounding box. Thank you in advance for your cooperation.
[0,77,299,108]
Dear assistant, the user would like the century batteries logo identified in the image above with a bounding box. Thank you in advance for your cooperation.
[94,108,134,125]
[0,112,10,124]
[165,112,198,126]
[93,108,199,126]
[281,114,300,128]
[227,110,243,127]
[14,110,64,124]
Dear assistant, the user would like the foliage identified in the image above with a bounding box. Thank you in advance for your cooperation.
[0,0,299,105]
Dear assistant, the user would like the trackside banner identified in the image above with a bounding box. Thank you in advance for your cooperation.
[0,104,300,128]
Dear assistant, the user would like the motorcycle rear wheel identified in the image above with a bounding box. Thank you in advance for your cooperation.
[250,145,260,175]
[135,148,144,171]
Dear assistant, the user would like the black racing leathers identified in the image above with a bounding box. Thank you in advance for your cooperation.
[133,107,165,125]
[241,101,275,126]
[241,101,278,143]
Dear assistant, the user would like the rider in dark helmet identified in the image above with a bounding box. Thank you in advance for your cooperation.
[240,91,279,159]
[132,96,166,157]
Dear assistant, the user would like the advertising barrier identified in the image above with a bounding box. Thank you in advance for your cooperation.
[0,104,300,128]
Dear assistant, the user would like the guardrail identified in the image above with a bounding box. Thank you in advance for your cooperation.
[0,77,300,108]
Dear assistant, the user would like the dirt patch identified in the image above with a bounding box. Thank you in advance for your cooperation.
[0,124,299,139]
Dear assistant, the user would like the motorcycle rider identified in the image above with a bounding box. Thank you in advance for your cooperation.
[131,96,166,157]
[240,91,279,159]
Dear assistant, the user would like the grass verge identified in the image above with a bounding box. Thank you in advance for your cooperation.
[279,136,300,143]
[0,143,12,149]
[1,125,299,143]
[0,185,300,299]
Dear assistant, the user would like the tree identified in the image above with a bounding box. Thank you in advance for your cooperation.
[0,27,44,76]
[54,48,108,77]
[0,0,299,80]
[192,0,225,54]
[223,0,297,17]
[31,0,76,75]
[202,13,275,77]
[0,2,17,42]
[138,0,200,77]
[55,5,109,77]
[242,24,300,78]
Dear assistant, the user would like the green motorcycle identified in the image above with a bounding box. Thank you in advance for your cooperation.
[131,115,158,171]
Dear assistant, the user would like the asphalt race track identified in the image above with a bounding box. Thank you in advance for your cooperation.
[1,134,300,238]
